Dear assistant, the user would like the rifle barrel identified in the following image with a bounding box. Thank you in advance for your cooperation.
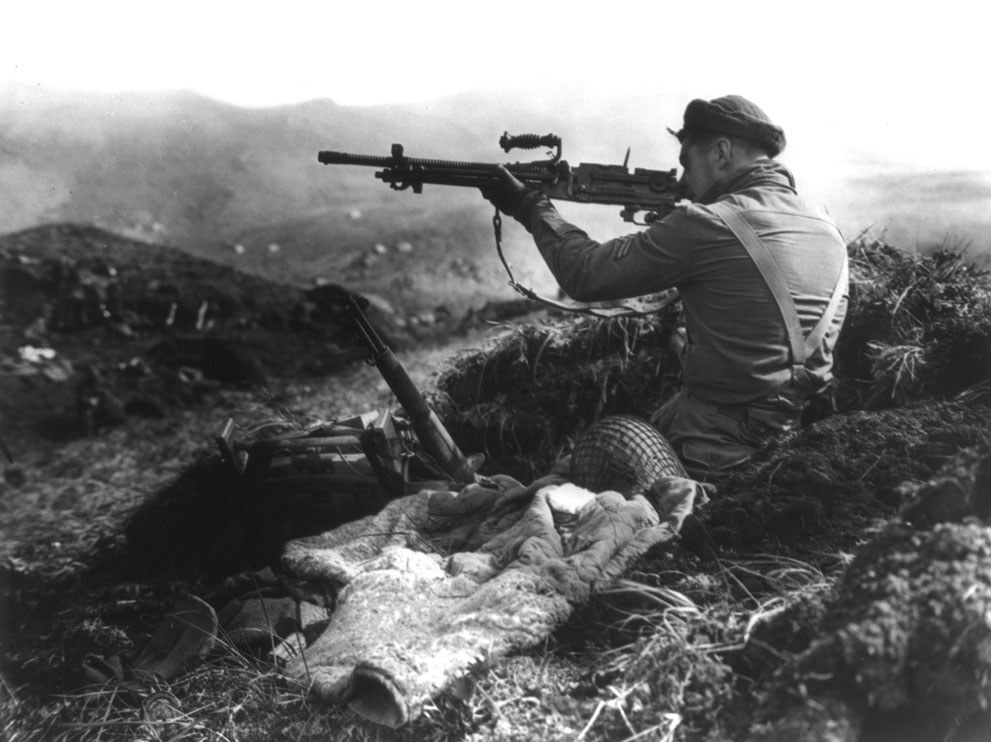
[341,294,477,484]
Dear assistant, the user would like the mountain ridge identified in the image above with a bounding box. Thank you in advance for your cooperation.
[2,83,988,275]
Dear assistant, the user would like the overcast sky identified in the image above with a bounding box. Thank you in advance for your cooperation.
[3,1,988,171]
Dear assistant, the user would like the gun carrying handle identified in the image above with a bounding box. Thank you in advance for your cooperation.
[500,132,562,161]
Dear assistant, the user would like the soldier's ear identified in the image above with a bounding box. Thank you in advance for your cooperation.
[714,137,733,164]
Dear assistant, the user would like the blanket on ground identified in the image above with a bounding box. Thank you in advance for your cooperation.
[279,473,698,727]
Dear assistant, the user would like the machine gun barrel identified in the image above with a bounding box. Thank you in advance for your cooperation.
[319,145,559,192]
[319,150,500,171]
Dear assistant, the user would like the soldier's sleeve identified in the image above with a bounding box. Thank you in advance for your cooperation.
[516,195,693,303]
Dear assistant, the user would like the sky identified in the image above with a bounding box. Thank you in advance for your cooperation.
[2,1,989,172]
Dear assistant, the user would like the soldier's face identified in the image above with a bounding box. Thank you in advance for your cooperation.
[678,138,721,202]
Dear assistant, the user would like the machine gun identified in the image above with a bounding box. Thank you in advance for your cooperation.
[319,132,683,225]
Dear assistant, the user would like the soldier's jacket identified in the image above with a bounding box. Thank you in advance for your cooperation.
[519,159,848,407]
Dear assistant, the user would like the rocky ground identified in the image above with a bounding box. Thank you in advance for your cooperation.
[1,224,990,742]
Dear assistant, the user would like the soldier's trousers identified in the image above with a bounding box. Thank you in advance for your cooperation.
[651,390,802,483]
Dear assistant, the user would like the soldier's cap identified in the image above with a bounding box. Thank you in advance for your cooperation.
[669,95,786,157]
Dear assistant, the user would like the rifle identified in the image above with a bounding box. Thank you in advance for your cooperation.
[327,287,482,485]
[319,132,682,225]
[216,286,481,508]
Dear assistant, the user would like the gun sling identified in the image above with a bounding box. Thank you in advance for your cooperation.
[707,201,848,376]
[491,209,681,318]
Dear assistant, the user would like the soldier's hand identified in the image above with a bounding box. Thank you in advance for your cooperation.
[480,165,528,215]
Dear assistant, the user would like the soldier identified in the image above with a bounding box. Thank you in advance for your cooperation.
[482,95,848,482]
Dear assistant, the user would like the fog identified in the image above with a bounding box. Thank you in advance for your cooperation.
[5,2,985,171]
[3,2,988,255]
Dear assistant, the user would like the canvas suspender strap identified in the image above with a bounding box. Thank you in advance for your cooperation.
[707,201,847,368]
[802,255,848,358]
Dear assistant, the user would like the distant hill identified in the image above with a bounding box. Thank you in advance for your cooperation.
[1,83,988,297]
[0,86,488,249]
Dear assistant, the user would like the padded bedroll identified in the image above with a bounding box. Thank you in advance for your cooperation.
[278,466,701,727]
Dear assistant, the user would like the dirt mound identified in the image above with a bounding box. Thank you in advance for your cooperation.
[0,223,303,331]
[836,238,991,408]
[747,440,991,742]
[0,223,426,449]
[701,399,991,558]
[428,311,681,481]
